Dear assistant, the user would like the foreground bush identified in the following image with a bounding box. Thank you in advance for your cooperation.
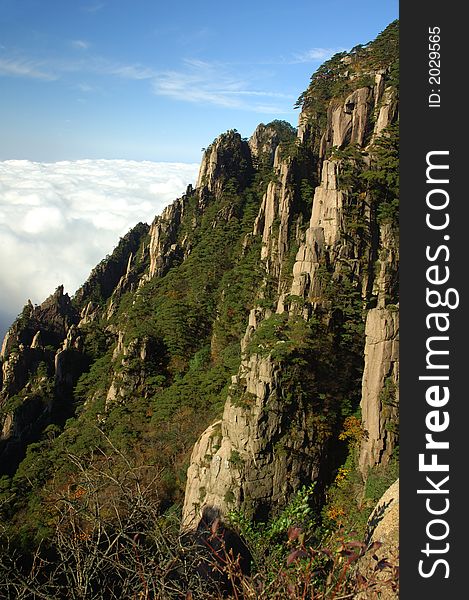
[0,446,398,599]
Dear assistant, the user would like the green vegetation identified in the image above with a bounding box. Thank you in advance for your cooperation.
[0,21,399,598]
[295,20,399,146]
[228,450,245,469]
[363,122,399,227]
[0,159,270,544]
[0,450,398,599]
[73,222,149,306]
[322,445,399,540]
[266,119,297,141]
[226,479,397,597]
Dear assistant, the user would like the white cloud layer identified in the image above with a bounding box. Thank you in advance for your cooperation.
[0,159,199,340]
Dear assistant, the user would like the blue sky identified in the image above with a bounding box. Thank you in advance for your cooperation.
[0,1,398,341]
[0,0,398,162]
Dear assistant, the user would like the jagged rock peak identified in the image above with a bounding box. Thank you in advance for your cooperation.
[147,197,185,279]
[196,129,254,195]
[248,120,297,169]
[183,22,399,529]
[296,20,399,155]
[36,285,76,336]
[44,284,69,308]
[0,23,400,571]
[74,221,149,307]
[1,286,78,360]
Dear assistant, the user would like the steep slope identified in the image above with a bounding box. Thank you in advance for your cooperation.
[0,122,297,532]
[0,225,149,475]
[182,21,399,528]
[0,22,398,564]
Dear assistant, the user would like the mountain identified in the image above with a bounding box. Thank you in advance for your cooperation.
[0,21,399,598]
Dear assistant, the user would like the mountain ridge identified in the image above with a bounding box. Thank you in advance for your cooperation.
[0,20,399,598]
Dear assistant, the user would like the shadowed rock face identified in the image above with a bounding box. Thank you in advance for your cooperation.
[74,222,149,306]
[0,221,152,476]
[356,479,399,599]
[1,286,79,400]
[179,506,252,598]
[1,286,78,361]
[0,389,53,476]
[0,287,82,474]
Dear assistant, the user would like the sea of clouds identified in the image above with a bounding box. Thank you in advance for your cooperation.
[0,159,199,342]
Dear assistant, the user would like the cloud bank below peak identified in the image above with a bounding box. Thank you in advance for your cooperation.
[0,159,199,341]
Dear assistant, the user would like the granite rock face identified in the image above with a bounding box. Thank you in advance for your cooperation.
[253,149,297,274]
[0,286,78,397]
[359,217,399,475]
[1,286,77,361]
[327,87,371,149]
[74,223,149,307]
[0,226,147,474]
[248,121,296,169]
[183,346,324,529]
[309,159,345,247]
[0,287,84,473]
[0,26,399,546]
[359,308,399,475]
[196,130,254,196]
[147,199,185,279]
[182,37,399,528]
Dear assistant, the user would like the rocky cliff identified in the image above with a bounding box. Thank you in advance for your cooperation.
[182,23,399,528]
[0,23,399,563]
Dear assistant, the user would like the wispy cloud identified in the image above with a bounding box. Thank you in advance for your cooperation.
[82,2,105,13]
[0,49,294,113]
[289,47,344,64]
[76,82,94,93]
[253,47,345,66]
[0,51,158,84]
[0,57,57,80]
[71,39,90,50]
[104,63,156,80]
[152,59,293,113]
[222,90,294,99]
